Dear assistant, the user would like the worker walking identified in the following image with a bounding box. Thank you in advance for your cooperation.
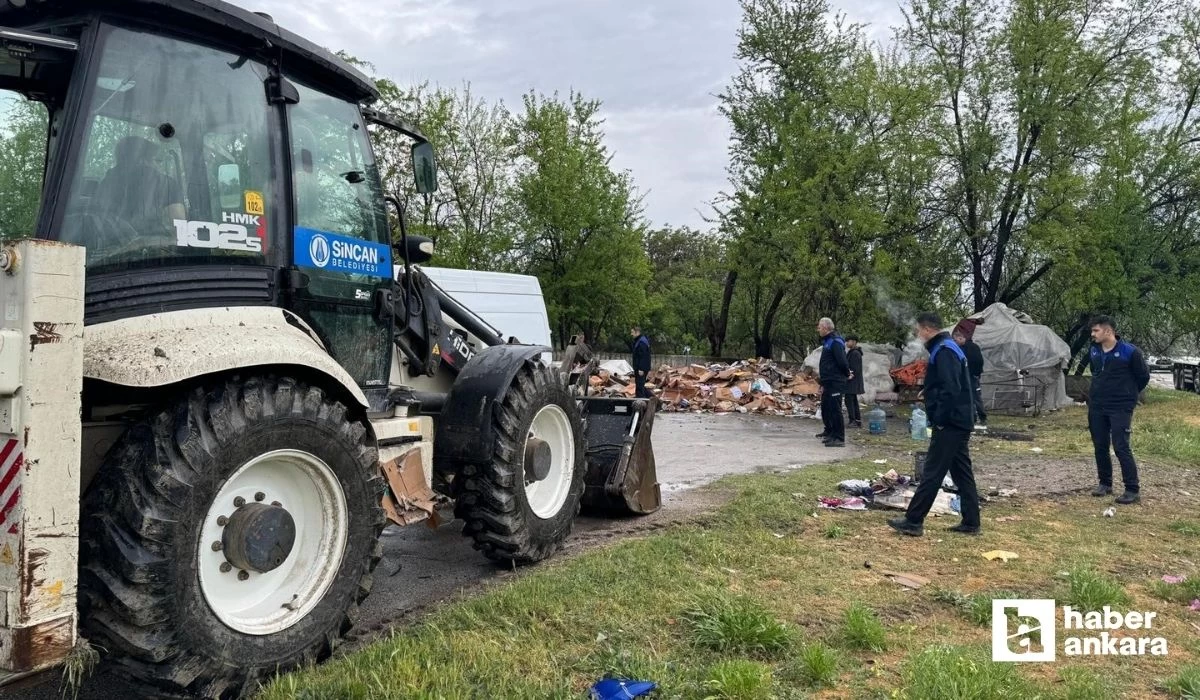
[845,334,864,428]
[952,324,988,430]
[1086,315,1150,504]
[888,312,981,536]
[630,326,653,399]
[816,318,849,447]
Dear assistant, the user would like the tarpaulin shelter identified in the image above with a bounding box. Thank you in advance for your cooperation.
[960,303,1072,413]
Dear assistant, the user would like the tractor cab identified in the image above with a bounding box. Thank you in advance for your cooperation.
[1,0,435,406]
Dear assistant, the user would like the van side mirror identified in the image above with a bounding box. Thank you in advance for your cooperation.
[411,141,438,194]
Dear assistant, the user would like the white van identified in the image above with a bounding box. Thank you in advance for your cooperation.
[402,265,554,363]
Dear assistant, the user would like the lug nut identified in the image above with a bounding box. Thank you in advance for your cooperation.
[220,562,232,573]
[255,492,266,502]
[238,570,249,581]
[233,496,246,507]
[211,541,223,552]
[216,515,228,526]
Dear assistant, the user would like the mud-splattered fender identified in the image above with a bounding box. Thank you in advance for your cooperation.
[82,307,369,408]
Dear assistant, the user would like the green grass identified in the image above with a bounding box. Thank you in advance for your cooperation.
[1063,566,1131,611]
[841,602,887,652]
[822,523,846,539]
[1149,576,1200,606]
[1059,667,1116,700]
[684,591,794,657]
[776,642,839,689]
[257,391,1200,699]
[898,644,1041,699]
[1166,665,1200,699]
[702,660,773,700]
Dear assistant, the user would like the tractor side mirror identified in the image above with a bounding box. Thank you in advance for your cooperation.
[411,141,438,194]
[217,163,242,210]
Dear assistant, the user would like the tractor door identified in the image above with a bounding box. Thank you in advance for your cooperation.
[284,82,394,403]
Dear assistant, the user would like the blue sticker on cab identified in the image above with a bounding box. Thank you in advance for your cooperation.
[294,227,392,278]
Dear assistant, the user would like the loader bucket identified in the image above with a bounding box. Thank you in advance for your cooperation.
[580,396,660,515]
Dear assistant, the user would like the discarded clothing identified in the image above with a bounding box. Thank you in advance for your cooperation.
[591,678,657,700]
[837,479,874,498]
[818,496,868,511]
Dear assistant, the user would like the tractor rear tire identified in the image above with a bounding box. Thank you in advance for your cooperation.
[78,376,384,698]
[454,363,586,565]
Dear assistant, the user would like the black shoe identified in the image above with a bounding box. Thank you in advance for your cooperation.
[815,432,830,439]
[824,439,845,448]
[1091,485,1113,497]
[888,517,923,537]
[946,523,981,535]
[1115,490,1141,505]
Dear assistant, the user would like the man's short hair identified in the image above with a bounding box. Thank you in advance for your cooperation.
[1090,315,1115,331]
[631,325,641,332]
[845,334,859,342]
[916,312,942,330]
[819,317,835,330]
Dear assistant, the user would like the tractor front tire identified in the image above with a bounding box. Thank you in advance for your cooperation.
[455,364,586,565]
[79,376,384,698]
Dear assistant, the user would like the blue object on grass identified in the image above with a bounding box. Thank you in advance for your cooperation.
[590,677,657,699]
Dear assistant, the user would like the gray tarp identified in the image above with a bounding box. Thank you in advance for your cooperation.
[804,344,894,404]
[965,303,1073,412]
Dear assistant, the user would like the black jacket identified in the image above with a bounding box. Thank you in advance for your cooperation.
[1088,339,1149,413]
[923,332,974,431]
[846,347,865,395]
[631,334,651,372]
[962,340,984,379]
[819,333,850,388]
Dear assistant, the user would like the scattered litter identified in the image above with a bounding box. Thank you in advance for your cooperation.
[863,561,873,569]
[721,568,739,575]
[1191,600,1200,612]
[990,488,1019,498]
[772,533,785,539]
[995,516,1022,523]
[596,632,608,643]
[1030,447,1043,453]
[881,570,930,590]
[950,495,961,514]
[837,479,874,498]
[1103,507,1116,518]
[1162,575,1188,584]
[819,496,868,511]
[590,678,657,700]
[982,550,1020,562]
[872,459,888,464]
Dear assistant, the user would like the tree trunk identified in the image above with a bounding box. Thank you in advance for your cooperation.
[752,288,787,360]
[708,269,738,357]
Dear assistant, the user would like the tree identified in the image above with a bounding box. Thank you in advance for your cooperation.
[508,91,650,348]
[643,226,728,353]
[0,97,48,239]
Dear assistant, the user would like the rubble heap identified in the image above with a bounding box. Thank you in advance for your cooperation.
[589,359,823,416]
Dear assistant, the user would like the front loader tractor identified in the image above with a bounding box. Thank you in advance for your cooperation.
[0,1,659,696]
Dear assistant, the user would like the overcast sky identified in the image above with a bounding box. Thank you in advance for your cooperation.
[246,0,906,230]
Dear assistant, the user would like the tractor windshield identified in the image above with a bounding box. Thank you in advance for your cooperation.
[57,24,276,273]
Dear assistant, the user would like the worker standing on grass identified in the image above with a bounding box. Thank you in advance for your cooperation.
[816,318,849,447]
[888,312,981,537]
[1086,315,1150,505]
[952,324,988,430]
[630,326,653,399]
[845,335,864,428]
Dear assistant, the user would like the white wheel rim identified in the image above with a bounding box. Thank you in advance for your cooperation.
[197,449,348,635]
[525,404,575,519]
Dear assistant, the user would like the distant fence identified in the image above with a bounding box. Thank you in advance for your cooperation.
[550,351,808,371]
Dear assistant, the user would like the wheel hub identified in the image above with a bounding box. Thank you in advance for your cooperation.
[221,502,297,574]
[524,436,552,483]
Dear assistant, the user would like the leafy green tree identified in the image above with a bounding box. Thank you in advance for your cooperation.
[0,97,48,239]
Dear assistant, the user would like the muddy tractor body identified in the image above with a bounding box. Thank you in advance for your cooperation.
[0,1,658,695]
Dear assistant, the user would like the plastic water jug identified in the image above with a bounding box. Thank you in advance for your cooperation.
[910,406,928,440]
[867,405,887,434]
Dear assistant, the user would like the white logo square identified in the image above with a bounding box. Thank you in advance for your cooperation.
[992,599,1056,662]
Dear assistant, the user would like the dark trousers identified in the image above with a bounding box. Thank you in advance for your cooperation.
[845,393,861,424]
[1089,408,1139,492]
[905,426,979,526]
[821,385,845,441]
[970,376,987,423]
[634,370,652,399]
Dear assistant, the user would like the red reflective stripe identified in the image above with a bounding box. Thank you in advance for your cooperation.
[0,486,20,523]
[0,453,21,502]
[0,439,17,469]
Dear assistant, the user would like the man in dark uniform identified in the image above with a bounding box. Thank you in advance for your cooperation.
[1086,315,1150,504]
[845,334,865,428]
[888,312,981,536]
[816,318,849,447]
[630,326,653,399]
[952,324,987,429]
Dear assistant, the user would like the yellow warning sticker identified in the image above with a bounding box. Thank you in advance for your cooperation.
[1,542,13,566]
[244,190,265,216]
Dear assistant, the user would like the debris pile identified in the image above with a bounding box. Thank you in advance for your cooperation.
[588,359,823,415]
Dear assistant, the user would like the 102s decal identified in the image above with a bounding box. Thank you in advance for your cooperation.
[173,212,266,253]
